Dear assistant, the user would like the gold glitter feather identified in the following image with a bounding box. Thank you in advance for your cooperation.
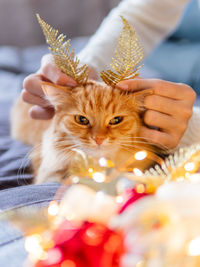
[36,14,89,85]
[100,16,144,86]
[145,144,200,181]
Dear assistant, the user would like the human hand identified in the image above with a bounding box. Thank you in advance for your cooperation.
[117,79,196,149]
[22,54,77,120]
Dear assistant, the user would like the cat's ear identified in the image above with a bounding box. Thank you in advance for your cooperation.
[41,81,72,108]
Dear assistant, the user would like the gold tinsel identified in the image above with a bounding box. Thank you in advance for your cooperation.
[36,14,89,85]
[1,144,200,267]
[145,144,200,180]
[37,14,143,87]
[100,16,144,86]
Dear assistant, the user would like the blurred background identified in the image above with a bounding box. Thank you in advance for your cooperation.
[0,0,199,98]
[0,0,119,47]
[0,0,119,102]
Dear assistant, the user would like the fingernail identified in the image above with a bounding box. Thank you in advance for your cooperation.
[116,82,129,90]
[29,105,55,120]
[57,73,77,87]
[66,82,77,87]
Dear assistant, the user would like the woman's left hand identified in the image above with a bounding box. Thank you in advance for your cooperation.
[117,78,196,149]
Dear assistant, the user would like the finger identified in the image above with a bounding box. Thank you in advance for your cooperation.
[152,81,196,101]
[39,54,77,86]
[144,94,193,120]
[117,78,196,101]
[143,110,181,134]
[116,78,153,91]
[23,74,45,97]
[29,106,55,120]
[139,126,178,149]
[21,89,51,107]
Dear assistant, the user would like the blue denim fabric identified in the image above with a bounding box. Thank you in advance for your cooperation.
[145,0,200,94]
[0,183,61,266]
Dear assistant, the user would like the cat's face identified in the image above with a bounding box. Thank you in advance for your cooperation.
[43,81,143,158]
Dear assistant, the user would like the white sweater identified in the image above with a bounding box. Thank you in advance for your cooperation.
[78,0,200,148]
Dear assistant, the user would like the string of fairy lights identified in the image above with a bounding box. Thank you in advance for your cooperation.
[2,144,200,267]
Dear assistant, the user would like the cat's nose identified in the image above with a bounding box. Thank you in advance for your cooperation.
[94,136,105,145]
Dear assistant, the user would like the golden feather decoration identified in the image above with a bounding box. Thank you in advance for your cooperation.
[36,14,89,85]
[145,144,200,181]
[100,16,144,86]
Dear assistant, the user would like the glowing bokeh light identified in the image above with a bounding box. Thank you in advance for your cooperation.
[72,176,79,183]
[92,172,106,183]
[65,213,75,221]
[45,247,63,265]
[84,225,104,246]
[25,234,42,253]
[188,237,200,256]
[136,184,145,194]
[25,234,46,261]
[99,157,107,167]
[134,151,147,161]
[96,191,105,200]
[88,168,94,173]
[136,261,146,267]
[104,234,121,252]
[61,260,76,267]
[115,195,124,203]
[133,168,143,176]
[189,174,200,183]
[184,162,195,172]
[48,201,59,216]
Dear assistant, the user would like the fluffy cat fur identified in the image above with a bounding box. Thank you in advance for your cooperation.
[11,80,155,184]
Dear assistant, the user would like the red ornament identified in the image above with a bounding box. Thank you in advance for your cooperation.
[119,187,151,214]
[34,221,124,267]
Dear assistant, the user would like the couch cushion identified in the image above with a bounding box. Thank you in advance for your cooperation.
[0,0,120,47]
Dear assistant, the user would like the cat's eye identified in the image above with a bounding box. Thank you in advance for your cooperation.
[74,115,89,125]
[109,116,123,125]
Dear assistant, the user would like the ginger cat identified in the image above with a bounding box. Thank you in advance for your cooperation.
[11,80,155,184]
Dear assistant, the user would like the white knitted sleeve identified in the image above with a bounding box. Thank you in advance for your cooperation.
[78,0,189,74]
[178,107,200,148]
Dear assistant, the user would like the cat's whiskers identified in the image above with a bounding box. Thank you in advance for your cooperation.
[79,140,91,145]
[54,143,80,153]
[119,137,148,141]
[120,140,155,146]
[119,145,137,155]
[119,137,169,152]
[17,142,42,185]
[55,148,77,171]
[118,135,148,139]
[53,137,75,144]
[118,137,150,145]
[57,149,74,160]
[123,141,168,151]
[121,143,166,155]
[17,151,32,185]
[54,142,78,148]
[121,144,155,153]
[53,138,78,146]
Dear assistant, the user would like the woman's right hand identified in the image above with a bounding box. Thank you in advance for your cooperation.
[22,54,77,120]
